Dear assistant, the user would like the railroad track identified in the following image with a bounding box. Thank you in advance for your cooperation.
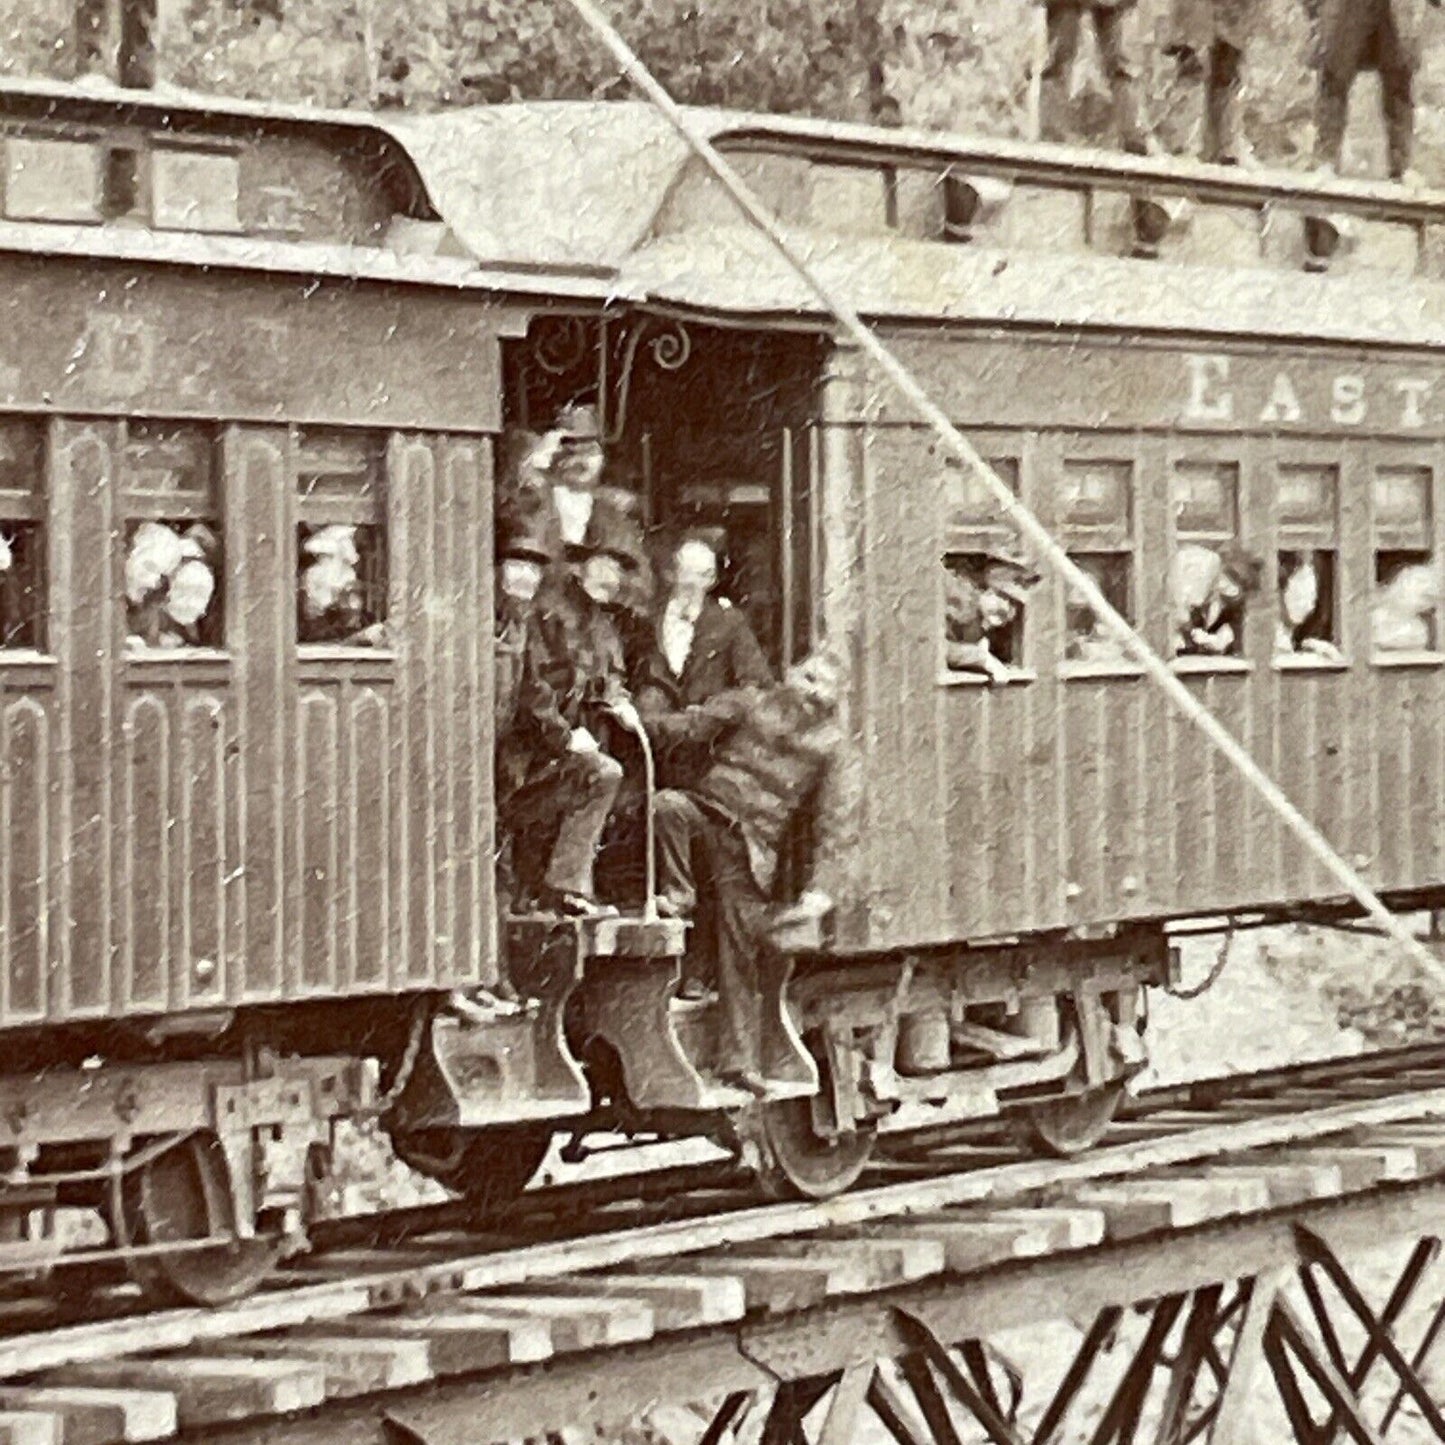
[3,1043,1445,1443]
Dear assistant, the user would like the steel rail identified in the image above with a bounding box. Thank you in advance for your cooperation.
[7,1075,1445,1378]
[559,0,1444,983]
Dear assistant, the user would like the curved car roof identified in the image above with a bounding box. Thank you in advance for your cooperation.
[8,78,1445,346]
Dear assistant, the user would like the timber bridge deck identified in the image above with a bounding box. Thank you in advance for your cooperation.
[5,1045,1445,1444]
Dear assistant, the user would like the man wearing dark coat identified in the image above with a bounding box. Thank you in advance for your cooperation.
[493,498,559,958]
[634,532,772,791]
[1313,0,1438,181]
[652,650,844,1094]
[1163,0,1255,164]
[494,496,556,741]
[500,512,642,918]
[1035,0,1149,154]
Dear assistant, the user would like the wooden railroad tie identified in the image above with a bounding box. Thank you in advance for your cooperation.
[4,1111,1445,1444]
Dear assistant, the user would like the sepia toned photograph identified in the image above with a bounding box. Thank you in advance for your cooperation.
[5,1,1445,1442]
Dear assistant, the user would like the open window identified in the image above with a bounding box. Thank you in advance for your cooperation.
[1275,463,1342,665]
[122,421,223,655]
[0,420,46,653]
[1372,464,1439,658]
[1170,459,1253,661]
[1059,456,1135,666]
[939,452,1031,681]
[296,429,389,649]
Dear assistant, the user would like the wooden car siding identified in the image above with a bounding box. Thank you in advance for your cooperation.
[820,391,1445,955]
[0,420,496,1031]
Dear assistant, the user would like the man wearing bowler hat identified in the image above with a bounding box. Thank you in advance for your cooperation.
[944,549,1040,683]
[502,504,644,918]
[494,496,556,741]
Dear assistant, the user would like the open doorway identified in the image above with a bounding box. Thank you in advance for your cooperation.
[620,321,828,673]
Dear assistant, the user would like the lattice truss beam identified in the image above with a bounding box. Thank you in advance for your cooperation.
[566,1226,1445,1445]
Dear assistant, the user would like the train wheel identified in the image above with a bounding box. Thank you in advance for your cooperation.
[745,1098,877,1201]
[114,1133,281,1307]
[390,1126,552,1219]
[1020,1081,1125,1158]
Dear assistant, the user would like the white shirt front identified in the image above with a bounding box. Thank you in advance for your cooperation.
[661,595,702,677]
[553,486,595,547]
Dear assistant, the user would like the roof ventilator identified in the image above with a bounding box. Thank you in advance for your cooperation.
[1303,211,1357,272]
[942,170,1013,243]
[1129,193,1191,259]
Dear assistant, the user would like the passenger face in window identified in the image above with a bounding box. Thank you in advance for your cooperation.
[978,588,1018,632]
[126,520,184,604]
[549,404,605,493]
[980,558,1035,630]
[166,557,214,629]
[670,539,719,608]
[501,557,544,603]
[1373,563,1442,653]
[1171,543,1261,657]
[301,524,366,633]
[786,649,844,715]
[303,555,363,623]
[1280,556,1318,629]
[1391,564,1440,618]
[580,553,624,606]
[555,439,604,492]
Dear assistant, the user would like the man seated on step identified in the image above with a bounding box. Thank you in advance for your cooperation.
[651,650,845,1098]
[500,509,644,919]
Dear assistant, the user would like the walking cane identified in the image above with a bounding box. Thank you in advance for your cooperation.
[614,705,659,923]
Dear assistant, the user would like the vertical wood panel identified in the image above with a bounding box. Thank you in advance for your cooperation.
[180,694,226,1007]
[1430,442,1445,886]
[394,435,438,986]
[1233,434,1264,902]
[3,696,48,1021]
[1276,672,1318,898]
[1211,684,1248,904]
[1415,670,1444,884]
[866,427,945,942]
[54,419,116,1016]
[1339,438,1373,889]
[123,693,170,1010]
[814,355,872,947]
[228,425,292,1002]
[387,437,411,987]
[350,686,389,989]
[1377,673,1410,883]
[299,689,340,993]
[1113,683,1148,913]
[446,437,492,987]
[1014,433,1057,926]
[1134,434,1171,918]
[334,675,357,991]
[1029,431,1067,930]
[1064,685,1108,920]
[434,436,460,986]
[983,692,1029,930]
